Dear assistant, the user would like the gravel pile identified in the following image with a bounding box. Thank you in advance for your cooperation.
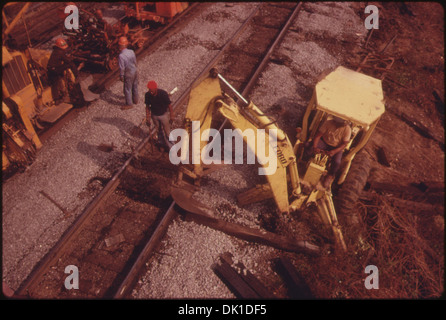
[280,40,340,86]
[133,217,281,299]
[250,63,307,133]
[294,2,366,42]
[134,220,238,299]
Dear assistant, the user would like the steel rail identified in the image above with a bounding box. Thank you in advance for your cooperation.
[16,4,199,296]
[114,3,305,296]
[217,2,303,131]
[112,4,262,299]
[113,202,177,298]
[241,2,303,98]
[16,3,262,298]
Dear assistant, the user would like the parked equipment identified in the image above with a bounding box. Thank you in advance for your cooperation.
[62,7,129,71]
[124,2,188,25]
[2,45,97,175]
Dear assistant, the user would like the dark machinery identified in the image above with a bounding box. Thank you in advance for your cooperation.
[63,3,188,71]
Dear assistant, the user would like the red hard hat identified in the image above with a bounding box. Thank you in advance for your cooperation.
[118,36,128,47]
[55,38,68,49]
[147,80,157,90]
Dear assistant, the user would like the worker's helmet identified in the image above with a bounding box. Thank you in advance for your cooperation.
[55,38,68,49]
[147,80,157,90]
[118,36,129,47]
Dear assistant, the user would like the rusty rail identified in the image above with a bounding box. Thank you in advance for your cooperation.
[16,3,263,298]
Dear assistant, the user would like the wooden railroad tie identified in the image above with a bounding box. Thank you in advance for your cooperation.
[273,256,313,299]
[212,252,276,299]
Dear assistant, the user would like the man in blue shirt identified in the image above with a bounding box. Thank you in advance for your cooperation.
[118,36,138,110]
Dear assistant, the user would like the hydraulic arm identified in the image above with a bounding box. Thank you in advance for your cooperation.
[172,68,347,252]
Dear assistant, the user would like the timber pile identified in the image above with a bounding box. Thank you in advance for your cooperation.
[180,205,320,256]
[273,256,313,299]
[360,180,444,215]
[212,252,276,299]
[301,177,444,298]
[306,190,443,298]
[334,178,444,298]
[213,253,314,299]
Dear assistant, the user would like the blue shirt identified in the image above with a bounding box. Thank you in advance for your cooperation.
[118,48,137,78]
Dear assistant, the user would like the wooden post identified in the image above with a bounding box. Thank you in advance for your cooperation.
[181,209,320,255]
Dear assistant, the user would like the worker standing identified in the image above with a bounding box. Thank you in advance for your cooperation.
[47,38,82,104]
[145,80,174,149]
[118,36,138,110]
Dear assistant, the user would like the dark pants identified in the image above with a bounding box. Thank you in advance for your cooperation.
[152,112,173,148]
[49,74,67,102]
[305,139,343,176]
[124,72,138,105]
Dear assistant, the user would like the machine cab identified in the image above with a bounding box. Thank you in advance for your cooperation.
[295,66,385,184]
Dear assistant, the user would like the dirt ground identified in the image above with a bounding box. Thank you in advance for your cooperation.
[365,2,444,182]
[302,2,445,298]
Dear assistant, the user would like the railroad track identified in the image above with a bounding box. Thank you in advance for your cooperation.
[16,2,307,299]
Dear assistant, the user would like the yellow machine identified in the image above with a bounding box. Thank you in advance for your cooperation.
[171,67,385,252]
[294,66,385,223]
[2,2,100,176]
[2,45,78,175]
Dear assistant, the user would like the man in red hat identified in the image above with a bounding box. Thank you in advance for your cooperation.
[118,36,138,110]
[47,37,82,103]
[145,80,174,148]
